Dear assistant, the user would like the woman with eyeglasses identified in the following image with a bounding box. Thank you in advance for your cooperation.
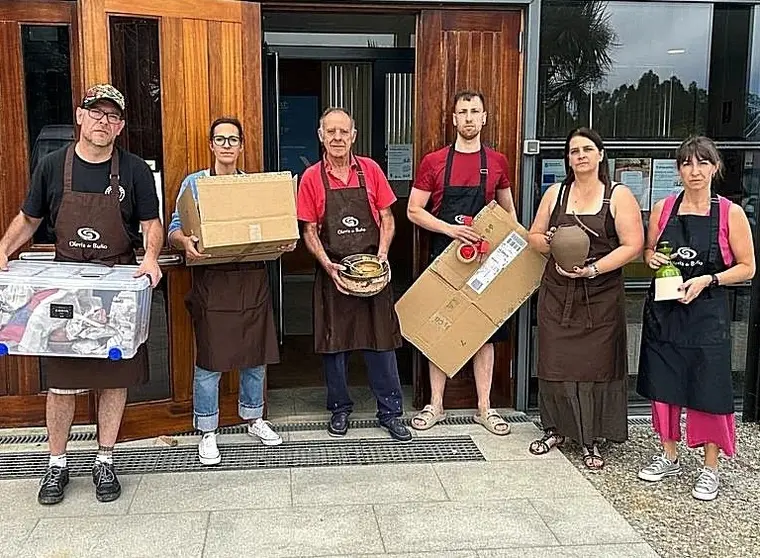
[636,136,755,501]
[168,117,295,465]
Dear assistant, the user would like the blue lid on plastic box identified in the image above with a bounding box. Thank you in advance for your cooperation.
[108,348,122,361]
[0,343,8,356]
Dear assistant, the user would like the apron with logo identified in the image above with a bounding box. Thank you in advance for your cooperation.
[44,145,149,389]
[313,157,402,354]
[185,167,279,372]
[637,193,733,414]
[429,145,508,343]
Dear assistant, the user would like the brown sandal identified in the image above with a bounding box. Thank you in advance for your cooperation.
[582,445,604,470]
[529,430,565,455]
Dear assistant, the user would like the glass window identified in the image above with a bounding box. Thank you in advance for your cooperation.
[539,1,712,139]
[22,25,74,172]
[747,8,760,141]
[264,32,397,48]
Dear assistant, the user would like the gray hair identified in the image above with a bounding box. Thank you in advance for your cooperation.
[319,107,356,131]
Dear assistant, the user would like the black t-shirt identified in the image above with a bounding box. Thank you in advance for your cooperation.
[23,146,160,247]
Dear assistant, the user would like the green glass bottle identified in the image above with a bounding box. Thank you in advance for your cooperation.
[654,241,683,301]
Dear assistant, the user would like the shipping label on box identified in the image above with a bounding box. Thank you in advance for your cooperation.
[396,201,547,377]
[178,171,300,266]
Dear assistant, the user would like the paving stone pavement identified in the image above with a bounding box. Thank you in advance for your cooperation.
[0,422,659,558]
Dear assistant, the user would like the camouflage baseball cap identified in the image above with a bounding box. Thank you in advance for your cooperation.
[81,84,125,112]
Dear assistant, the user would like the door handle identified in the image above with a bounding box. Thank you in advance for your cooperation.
[18,252,185,266]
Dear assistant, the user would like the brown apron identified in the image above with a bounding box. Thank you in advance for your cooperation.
[185,168,279,372]
[313,157,402,354]
[44,145,149,389]
[537,181,628,383]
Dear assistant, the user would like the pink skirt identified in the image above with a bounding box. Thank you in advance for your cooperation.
[651,401,736,457]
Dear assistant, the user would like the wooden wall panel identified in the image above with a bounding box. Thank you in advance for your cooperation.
[0,1,74,22]
[103,0,242,23]
[78,0,108,87]
[160,16,194,404]
[241,1,263,172]
[182,18,211,173]
[413,9,524,410]
[0,21,28,236]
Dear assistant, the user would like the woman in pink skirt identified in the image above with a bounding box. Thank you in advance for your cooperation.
[637,136,755,500]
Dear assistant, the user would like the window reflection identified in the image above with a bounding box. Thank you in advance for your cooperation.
[539,1,712,139]
[747,9,760,141]
[22,25,74,245]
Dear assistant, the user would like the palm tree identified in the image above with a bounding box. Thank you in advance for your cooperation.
[539,0,618,135]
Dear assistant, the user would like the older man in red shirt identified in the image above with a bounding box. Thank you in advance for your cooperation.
[296,107,411,442]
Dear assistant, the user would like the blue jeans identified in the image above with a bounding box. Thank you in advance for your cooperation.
[193,365,265,432]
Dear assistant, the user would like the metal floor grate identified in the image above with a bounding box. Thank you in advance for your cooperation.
[0,413,533,446]
[0,436,484,480]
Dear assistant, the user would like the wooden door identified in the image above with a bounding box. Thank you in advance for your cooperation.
[0,1,93,427]
[77,0,263,440]
[413,9,523,410]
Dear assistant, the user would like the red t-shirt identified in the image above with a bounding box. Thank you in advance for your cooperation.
[413,146,512,216]
[296,156,396,225]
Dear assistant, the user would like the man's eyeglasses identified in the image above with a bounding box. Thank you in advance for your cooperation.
[86,108,123,124]
[212,135,241,147]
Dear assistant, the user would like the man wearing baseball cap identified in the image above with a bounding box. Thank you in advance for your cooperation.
[0,83,164,505]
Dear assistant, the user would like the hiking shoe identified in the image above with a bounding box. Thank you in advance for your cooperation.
[37,466,69,505]
[692,468,719,501]
[248,419,282,446]
[638,455,682,482]
[92,461,122,502]
[380,418,412,442]
[198,431,222,465]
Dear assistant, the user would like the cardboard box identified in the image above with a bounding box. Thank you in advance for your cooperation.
[395,201,547,377]
[178,171,299,266]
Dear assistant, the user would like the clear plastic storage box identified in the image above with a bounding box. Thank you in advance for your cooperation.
[0,261,152,360]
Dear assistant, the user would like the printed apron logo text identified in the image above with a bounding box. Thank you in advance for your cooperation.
[104,184,126,202]
[674,246,703,268]
[71,227,108,250]
[338,215,367,236]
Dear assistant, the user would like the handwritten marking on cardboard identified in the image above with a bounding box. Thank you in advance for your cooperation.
[248,224,263,242]
[466,231,528,294]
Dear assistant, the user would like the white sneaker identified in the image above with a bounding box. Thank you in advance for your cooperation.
[638,454,682,482]
[198,432,221,465]
[248,419,283,446]
[692,467,719,501]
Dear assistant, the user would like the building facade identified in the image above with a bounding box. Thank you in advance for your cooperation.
[0,0,758,439]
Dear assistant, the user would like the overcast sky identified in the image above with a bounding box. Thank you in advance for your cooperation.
[597,2,713,92]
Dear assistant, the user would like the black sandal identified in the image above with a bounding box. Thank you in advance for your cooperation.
[529,430,565,455]
[582,444,604,470]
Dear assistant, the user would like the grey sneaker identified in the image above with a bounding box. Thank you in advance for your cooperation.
[692,468,719,501]
[638,454,682,482]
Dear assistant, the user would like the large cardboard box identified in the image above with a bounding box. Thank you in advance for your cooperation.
[395,201,547,377]
[178,171,299,266]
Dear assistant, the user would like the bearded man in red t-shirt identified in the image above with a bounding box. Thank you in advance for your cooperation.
[407,90,518,436]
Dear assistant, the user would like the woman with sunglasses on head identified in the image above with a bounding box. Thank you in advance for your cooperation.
[527,127,644,470]
[637,136,755,501]
[168,117,295,465]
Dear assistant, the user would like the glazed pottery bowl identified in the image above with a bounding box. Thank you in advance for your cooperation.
[338,253,390,297]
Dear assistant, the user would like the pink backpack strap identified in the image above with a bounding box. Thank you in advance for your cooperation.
[717,195,734,266]
[656,194,679,240]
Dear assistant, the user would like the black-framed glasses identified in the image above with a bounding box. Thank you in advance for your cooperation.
[87,107,122,124]
[212,135,241,147]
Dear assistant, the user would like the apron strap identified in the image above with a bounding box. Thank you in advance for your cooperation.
[63,144,75,193]
[549,181,571,227]
[442,144,488,190]
[707,194,720,268]
[320,154,366,190]
[107,150,120,200]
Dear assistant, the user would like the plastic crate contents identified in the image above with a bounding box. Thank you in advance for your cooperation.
[0,261,152,360]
